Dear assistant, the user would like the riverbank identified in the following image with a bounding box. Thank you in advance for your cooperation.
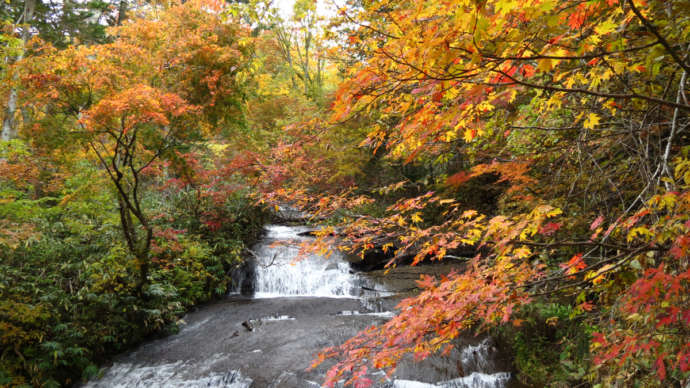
[0,192,267,387]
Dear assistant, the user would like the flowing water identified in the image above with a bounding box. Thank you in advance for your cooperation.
[251,225,360,298]
[83,225,512,388]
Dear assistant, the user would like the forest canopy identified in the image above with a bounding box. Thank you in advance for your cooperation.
[1,0,689,387]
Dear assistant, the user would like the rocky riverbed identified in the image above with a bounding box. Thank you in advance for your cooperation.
[83,225,513,388]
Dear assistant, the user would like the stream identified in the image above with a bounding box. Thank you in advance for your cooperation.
[83,225,513,388]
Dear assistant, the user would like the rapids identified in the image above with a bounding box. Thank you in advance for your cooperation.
[83,225,513,388]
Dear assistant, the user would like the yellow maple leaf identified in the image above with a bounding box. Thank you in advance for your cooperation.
[513,246,532,259]
[594,19,617,35]
[583,113,600,129]
[585,264,614,284]
[537,58,553,72]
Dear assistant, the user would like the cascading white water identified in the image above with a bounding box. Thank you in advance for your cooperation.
[84,224,511,388]
[249,226,511,388]
[84,356,252,388]
[390,372,511,388]
[252,225,362,298]
[460,339,497,375]
[385,339,510,388]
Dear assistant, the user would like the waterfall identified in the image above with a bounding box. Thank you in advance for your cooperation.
[460,339,499,375]
[248,225,511,388]
[251,225,361,298]
[83,224,511,388]
[384,338,510,388]
[389,372,511,388]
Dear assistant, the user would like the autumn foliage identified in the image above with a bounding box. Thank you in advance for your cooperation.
[0,1,266,385]
[1,0,689,386]
[292,0,690,386]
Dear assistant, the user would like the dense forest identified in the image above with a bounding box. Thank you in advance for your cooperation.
[0,0,689,387]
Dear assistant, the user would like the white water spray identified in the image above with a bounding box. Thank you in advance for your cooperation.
[252,225,362,298]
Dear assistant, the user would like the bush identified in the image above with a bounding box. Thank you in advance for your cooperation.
[495,302,595,387]
[0,174,267,386]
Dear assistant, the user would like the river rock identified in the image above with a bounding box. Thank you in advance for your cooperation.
[241,319,259,331]
[228,258,256,296]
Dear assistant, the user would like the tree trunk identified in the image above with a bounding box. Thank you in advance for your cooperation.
[117,192,150,295]
[1,88,19,141]
[275,28,297,89]
[1,0,35,141]
[117,0,127,26]
[302,30,312,96]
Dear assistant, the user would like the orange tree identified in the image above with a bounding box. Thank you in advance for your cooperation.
[21,0,256,292]
[300,0,690,386]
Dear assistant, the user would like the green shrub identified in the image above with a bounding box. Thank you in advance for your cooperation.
[0,180,267,386]
[495,302,595,387]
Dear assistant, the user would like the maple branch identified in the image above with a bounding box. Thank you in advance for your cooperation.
[457,41,661,62]
[85,137,138,222]
[627,0,690,75]
[492,69,690,112]
[523,244,659,293]
[660,69,687,190]
[506,240,628,250]
[327,0,400,40]
[529,249,648,297]
[586,150,626,209]
[510,121,627,132]
[332,80,403,125]
[509,125,579,131]
[136,127,174,174]
[378,49,455,81]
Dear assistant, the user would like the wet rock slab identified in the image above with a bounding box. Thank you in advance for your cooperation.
[84,296,509,388]
[83,225,512,388]
[84,297,384,387]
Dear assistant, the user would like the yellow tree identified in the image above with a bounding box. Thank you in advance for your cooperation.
[308,0,690,386]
